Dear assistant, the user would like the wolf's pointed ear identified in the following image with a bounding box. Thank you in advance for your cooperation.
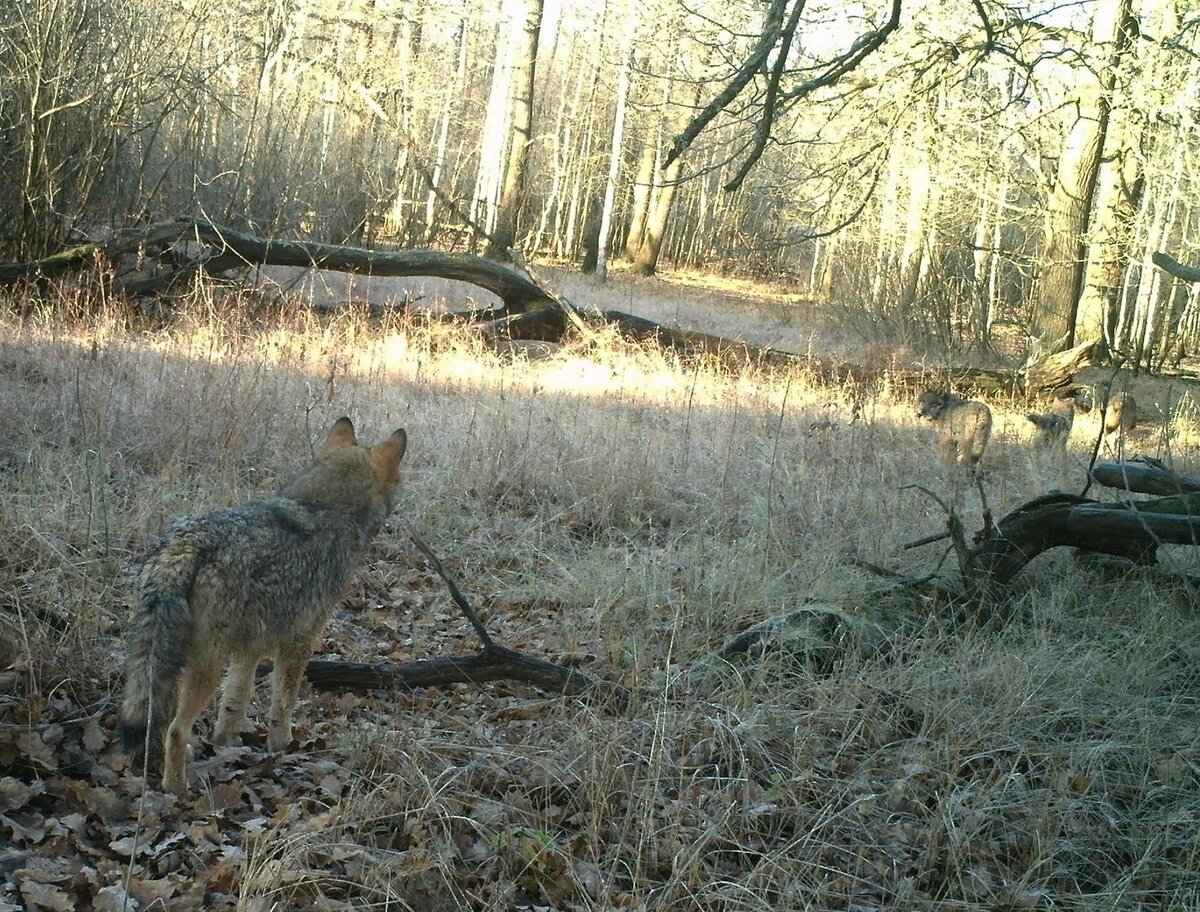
[371,429,407,481]
[324,416,357,451]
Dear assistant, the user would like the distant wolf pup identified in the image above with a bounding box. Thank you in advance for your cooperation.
[916,389,992,471]
[118,417,407,793]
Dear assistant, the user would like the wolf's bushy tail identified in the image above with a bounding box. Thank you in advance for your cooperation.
[117,540,199,759]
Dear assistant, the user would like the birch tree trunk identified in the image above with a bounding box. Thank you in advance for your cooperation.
[1135,172,1181,369]
[423,15,467,242]
[595,46,631,281]
[473,8,513,238]
[1075,0,1141,348]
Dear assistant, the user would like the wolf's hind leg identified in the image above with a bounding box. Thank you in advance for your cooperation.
[268,637,316,753]
[214,653,259,746]
[162,661,222,793]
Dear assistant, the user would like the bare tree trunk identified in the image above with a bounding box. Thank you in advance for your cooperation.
[871,142,903,311]
[896,117,932,320]
[631,78,701,277]
[1030,0,1133,352]
[423,15,467,242]
[623,133,658,258]
[487,0,544,259]
[1132,155,1182,365]
[1075,0,1142,347]
[563,58,599,260]
[473,9,512,237]
[595,47,631,281]
[973,173,996,348]
[531,32,578,257]
[547,46,589,258]
[818,231,840,302]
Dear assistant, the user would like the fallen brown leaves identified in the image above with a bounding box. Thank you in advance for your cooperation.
[0,555,619,911]
[0,686,364,911]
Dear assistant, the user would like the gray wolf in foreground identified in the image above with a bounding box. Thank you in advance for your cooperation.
[916,389,992,472]
[118,417,407,793]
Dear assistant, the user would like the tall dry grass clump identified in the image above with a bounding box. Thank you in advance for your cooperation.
[0,273,1198,909]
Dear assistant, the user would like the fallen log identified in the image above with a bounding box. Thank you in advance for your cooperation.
[601,310,1093,397]
[1,219,1094,396]
[292,534,628,706]
[1090,460,1200,495]
[303,645,617,701]
[0,218,555,313]
[965,487,1200,588]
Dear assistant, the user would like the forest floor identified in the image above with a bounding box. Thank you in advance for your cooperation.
[1,264,1199,911]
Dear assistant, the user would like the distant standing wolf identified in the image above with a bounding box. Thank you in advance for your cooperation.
[118,417,407,793]
[1026,390,1085,450]
[916,389,992,472]
[1102,391,1137,456]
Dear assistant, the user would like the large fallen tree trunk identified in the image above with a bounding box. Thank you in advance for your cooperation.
[1090,459,1200,495]
[0,219,555,313]
[706,461,1200,676]
[601,310,1096,397]
[966,461,1200,588]
[0,218,1094,397]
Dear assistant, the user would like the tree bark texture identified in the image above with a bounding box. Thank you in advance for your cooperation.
[630,77,702,277]
[487,0,544,259]
[1030,0,1133,352]
[1075,0,1140,347]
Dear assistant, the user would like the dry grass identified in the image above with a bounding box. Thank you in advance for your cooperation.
[1,271,1199,910]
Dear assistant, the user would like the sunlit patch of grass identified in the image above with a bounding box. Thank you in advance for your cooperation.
[2,273,1199,909]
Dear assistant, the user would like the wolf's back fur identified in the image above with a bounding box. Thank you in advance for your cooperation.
[916,389,992,470]
[118,417,407,792]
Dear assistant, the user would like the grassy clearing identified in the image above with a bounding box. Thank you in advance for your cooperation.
[1,270,1199,910]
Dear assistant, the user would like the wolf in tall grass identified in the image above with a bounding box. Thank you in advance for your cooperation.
[1102,391,1138,456]
[1026,389,1088,450]
[118,417,407,793]
[916,389,992,473]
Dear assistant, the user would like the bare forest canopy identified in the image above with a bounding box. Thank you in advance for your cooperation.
[2,0,1200,362]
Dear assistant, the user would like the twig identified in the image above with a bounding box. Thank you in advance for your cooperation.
[410,532,495,649]
[971,472,994,543]
[901,483,974,587]
[902,483,952,514]
[903,530,951,550]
